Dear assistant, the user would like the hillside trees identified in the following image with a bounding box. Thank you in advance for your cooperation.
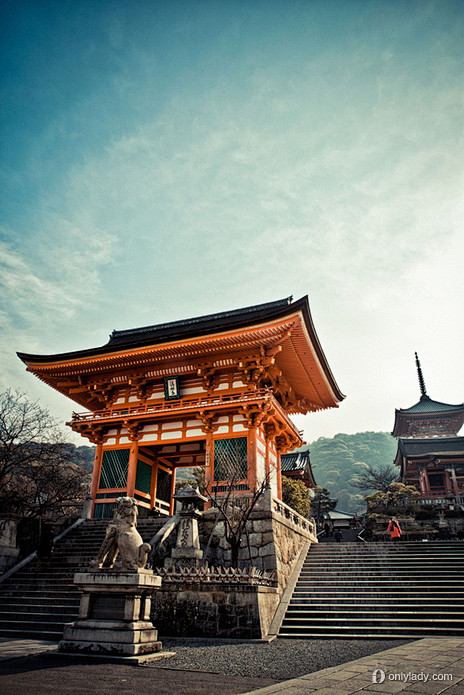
[308,432,398,514]
[0,389,90,518]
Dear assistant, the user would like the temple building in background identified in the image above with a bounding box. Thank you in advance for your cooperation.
[18,296,344,518]
[392,353,464,509]
[280,449,316,489]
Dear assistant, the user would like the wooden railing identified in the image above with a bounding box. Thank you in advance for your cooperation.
[69,389,303,439]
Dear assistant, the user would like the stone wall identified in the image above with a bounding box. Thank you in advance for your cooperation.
[151,581,279,639]
[150,497,317,639]
[199,498,317,592]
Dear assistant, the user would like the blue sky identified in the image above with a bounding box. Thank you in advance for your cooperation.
[1,0,463,443]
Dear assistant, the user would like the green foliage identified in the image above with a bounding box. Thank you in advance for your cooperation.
[281,476,311,518]
[308,432,398,515]
[365,482,420,517]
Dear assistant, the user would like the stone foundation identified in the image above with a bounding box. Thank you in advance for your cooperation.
[200,499,316,592]
[151,581,279,639]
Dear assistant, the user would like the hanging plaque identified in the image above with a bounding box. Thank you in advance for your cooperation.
[164,375,180,400]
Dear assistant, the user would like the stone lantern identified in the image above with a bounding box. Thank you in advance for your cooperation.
[168,485,207,569]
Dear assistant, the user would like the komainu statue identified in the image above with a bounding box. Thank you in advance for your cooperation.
[91,497,151,571]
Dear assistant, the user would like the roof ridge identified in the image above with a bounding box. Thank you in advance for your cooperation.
[107,296,293,343]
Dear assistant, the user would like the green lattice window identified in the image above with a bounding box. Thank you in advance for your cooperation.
[156,468,171,503]
[94,502,117,519]
[214,437,248,481]
[99,450,129,489]
[135,459,152,494]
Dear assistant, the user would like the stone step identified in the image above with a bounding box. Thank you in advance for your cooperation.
[0,591,80,601]
[284,609,464,620]
[0,611,78,623]
[1,602,80,613]
[281,616,464,628]
[0,618,73,633]
[298,570,464,577]
[278,540,464,639]
[302,557,464,564]
[279,628,464,638]
[293,578,464,585]
[291,591,464,599]
[289,599,464,607]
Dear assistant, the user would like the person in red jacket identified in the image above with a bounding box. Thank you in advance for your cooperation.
[387,517,401,541]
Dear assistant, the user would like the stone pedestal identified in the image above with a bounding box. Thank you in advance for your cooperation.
[59,570,163,657]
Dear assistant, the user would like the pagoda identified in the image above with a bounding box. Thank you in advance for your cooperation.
[392,354,464,505]
[18,296,344,518]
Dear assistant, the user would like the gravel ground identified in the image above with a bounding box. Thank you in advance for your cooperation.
[154,637,414,680]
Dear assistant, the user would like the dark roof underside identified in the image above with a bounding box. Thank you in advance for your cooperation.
[398,437,464,457]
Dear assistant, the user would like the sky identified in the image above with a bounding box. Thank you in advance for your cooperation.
[1,0,463,446]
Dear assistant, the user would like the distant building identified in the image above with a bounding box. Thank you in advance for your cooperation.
[392,354,464,510]
[280,449,316,489]
[327,509,355,529]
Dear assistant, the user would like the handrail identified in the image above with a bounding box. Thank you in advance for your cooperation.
[272,498,317,537]
[71,389,271,422]
[0,517,85,584]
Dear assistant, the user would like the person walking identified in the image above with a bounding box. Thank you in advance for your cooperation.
[387,516,401,542]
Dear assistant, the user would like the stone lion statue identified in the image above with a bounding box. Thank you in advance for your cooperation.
[91,497,151,571]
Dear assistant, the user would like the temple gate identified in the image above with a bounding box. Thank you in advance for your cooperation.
[18,296,344,518]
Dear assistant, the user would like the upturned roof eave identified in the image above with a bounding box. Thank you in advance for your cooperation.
[17,295,345,407]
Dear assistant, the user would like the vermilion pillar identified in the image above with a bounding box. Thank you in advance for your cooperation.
[90,443,103,516]
[126,440,138,498]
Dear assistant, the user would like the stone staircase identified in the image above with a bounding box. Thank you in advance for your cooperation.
[0,518,166,641]
[279,541,464,639]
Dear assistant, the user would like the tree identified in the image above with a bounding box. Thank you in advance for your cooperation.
[365,482,420,518]
[281,476,311,518]
[0,389,89,518]
[310,485,337,522]
[351,463,399,493]
[203,444,268,568]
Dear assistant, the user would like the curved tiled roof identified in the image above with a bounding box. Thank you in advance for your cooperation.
[280,450,310,472]
[17,295,345,413]
[398,395,464,414]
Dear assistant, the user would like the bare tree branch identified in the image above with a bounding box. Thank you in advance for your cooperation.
[350,463,399,493]
[0,389,90,518]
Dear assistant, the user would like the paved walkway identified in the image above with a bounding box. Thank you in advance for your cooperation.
[0,638,57,661]
[0,637,463,694]
[240,638,464,695]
